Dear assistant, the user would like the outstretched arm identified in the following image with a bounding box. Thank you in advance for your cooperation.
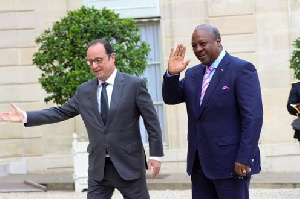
[0,103,24,123]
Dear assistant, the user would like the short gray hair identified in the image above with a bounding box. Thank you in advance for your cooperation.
[194,24,221,40]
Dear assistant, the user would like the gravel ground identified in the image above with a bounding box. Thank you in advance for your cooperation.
[0,189,299,199]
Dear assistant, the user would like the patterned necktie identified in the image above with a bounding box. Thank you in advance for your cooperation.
[200,66,213,105]
[101,82,109,124]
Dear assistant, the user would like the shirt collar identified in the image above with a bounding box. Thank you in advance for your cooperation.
[208,49,226,70]
[98,69,117,86]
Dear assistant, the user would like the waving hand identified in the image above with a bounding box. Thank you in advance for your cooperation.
[168,44,190,75]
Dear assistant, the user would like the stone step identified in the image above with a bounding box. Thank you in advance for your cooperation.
[0,164,9,177]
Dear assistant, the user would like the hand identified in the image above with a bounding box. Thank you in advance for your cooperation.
[0,103,24,123]
[168,44,190,75]
[147,159,161,180]
[235,162,251,177]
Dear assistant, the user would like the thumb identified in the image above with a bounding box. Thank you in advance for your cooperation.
[147,160,152,171]
[10,103,24,115]
[11,103,20,112]
[183,60,191,68]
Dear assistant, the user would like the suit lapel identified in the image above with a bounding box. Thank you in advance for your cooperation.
[104,71,124,129]
[199,53,230,115]
[192,65,205,116]
[89,78,103,124]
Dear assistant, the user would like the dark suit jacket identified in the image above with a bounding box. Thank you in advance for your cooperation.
[287,82,300,141]
[25,71,164,181]
[162,52,263,179]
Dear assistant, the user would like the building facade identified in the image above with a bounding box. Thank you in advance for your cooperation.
[0,0,299,175]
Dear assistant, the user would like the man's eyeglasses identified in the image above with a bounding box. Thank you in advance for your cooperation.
[87,54,111,65]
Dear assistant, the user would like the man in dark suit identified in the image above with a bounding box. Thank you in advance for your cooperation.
[162,24,263,199]
[287,81,300,142]
[0,39,164,199]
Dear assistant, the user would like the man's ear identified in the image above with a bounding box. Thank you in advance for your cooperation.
[111,53,116,57]
[216,38,221,47]
[110,53,116,64]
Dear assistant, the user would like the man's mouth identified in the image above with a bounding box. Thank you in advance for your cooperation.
[94,69,102,73]
[197,54,206,60]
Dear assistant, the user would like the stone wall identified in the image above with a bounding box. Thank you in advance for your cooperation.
[0,0,299,174]
[0,0,82,174]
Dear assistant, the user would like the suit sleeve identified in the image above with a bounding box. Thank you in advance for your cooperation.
[235,62,263,165]
[25,89,80,127]
[162,71,185,104]
[287,84,299,116]
[136,80,164,157]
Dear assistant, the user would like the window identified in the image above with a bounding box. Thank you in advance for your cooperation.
[137,20,166,144]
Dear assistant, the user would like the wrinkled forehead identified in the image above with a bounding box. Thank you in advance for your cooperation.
[192,29,213,42]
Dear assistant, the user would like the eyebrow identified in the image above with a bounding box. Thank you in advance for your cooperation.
[87,57,103,60]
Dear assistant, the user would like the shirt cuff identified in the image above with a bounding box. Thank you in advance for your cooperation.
[165,70,179,77]
[22,111,27,124]
[149,156,161,162]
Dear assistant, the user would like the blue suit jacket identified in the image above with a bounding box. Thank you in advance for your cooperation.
[162,52,263,179]
[287,82,300,141]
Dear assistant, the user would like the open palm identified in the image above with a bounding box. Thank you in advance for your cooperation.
[0,103,24,123]
[168,44,190,75]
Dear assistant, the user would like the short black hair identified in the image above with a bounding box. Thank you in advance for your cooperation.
[87,39,115,55]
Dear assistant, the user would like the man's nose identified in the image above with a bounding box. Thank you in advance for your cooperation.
[91,61,98,68]
[195,44,203,51]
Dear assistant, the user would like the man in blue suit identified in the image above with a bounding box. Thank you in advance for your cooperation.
[162,24,263,199]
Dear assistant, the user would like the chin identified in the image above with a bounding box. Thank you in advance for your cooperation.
[200,60,207,65]
[95,75,103,80]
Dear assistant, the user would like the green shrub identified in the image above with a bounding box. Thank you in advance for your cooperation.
[290,37,300,79]
[33,6,150,104]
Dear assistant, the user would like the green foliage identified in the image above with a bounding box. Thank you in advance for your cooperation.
[290,37,300,79]
[33,6,150,105]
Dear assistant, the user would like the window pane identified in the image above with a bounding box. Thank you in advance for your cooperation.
[137,22,166,143]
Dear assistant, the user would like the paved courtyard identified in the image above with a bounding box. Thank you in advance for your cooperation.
[0,189,300,199]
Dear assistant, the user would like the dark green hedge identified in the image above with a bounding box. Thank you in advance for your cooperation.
[33,6,150,104]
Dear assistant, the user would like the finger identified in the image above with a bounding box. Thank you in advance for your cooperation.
[147,160,152,171]
[241,169,247,176]
[151,167,160,179]
[151,170,158,179]
[10,103,17,110]
[183,60,191,69]
[180,45,186,58]
[235,165,243,176]
[181,46,186,57]
[236,169,242,176]
[10,103,20,113]
[234,164,240,173]
[179,45,185,57]
[169,47,174,60]
[174,44,181,56]
[246,166,251,173]
[0,113,14,122]
[0,113,9,120]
